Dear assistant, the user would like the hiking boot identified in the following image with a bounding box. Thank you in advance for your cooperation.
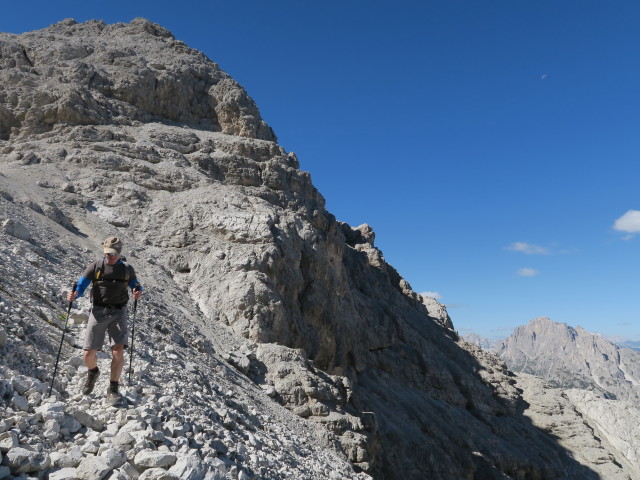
[82,368,99,395]
[106,383,126,407]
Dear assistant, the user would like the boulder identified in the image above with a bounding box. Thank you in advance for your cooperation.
[134,450,177,469]
[1,219,31,242]
[75,455,111,480]
[3,447,50,473]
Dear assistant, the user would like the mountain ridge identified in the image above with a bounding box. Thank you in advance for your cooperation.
[497,316,640,403]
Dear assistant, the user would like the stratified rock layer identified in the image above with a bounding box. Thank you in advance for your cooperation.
[0,18,625,479]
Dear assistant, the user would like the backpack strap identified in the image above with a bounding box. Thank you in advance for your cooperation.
[122,261,131,282]
[93,259,105,281]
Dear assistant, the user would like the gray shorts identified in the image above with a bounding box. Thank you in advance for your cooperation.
[83,306,128,351]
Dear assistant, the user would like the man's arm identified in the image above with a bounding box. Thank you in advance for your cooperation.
[128,266,143,300]
[75,276,92,298]
[66,262,95,302]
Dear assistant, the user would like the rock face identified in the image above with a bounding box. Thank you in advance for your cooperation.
[515,373,640,480]
[497,316,640,403]
[0,18,627,479]
[0,18,275,142]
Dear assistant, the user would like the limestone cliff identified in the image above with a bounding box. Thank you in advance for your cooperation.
[0,19,619,479]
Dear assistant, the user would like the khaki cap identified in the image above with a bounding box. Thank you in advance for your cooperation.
[103,236,123,255]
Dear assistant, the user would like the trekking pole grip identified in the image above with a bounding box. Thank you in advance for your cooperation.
[133,282,140,305]
[70,282,77,306]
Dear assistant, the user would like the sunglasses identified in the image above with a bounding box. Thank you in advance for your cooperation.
[105,253,119,257]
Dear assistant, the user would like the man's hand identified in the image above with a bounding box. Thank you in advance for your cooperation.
[66,290,78,303]
[132,288,143,301]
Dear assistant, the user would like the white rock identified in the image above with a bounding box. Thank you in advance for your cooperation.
[120,420,147,434]
[67,407,105,431]
[43,427,60,442]
[35,402,65,423]
[109,468,131,480]
[3,447,50,473]
[81,441,99,454]
[75,455,111,480]
[11,395,29,412]
[0,431,18,452]
[138,467,177,480]
[121,461,141,479]
[48,467,78,480]
[112,430,136,446]
[11,376,33,396]
[44,419,60,433]
[55,446,84,468]
[208,457,227,473]
[134,449,177,469]
[101,447,128,469]
[167,455,207,478]
[2,219,31,242]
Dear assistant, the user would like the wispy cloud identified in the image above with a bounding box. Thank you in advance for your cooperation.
[613,210,640,238]
[506,242,550,255]
[420,291,442,300]
[517,268,539,277]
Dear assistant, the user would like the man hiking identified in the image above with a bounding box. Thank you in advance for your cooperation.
[67,237,143,406]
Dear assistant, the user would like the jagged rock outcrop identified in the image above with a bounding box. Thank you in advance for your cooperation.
[497,316,640,403]
[0,18,622,479]
[0,18,275,141]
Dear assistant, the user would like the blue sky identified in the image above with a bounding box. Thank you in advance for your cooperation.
[2,1,639,340]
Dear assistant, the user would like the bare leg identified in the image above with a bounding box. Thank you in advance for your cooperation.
[111,345,125,382]
[83,349,98,370]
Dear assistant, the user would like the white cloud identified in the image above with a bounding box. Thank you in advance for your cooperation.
[506,242,549,255]
[517,268,539,277]
[613,210,640,235]
[420,291,442,300]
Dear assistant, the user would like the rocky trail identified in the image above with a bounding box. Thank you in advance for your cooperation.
[0,238,368,479]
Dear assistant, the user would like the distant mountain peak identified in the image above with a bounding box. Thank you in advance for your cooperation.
[497,317,640,403]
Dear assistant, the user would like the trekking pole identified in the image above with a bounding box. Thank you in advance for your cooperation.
[49,282,77,397]
[128,283,140,385]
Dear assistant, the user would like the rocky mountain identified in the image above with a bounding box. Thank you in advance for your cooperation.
[0,18,633,479]
[496,316,640,403]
